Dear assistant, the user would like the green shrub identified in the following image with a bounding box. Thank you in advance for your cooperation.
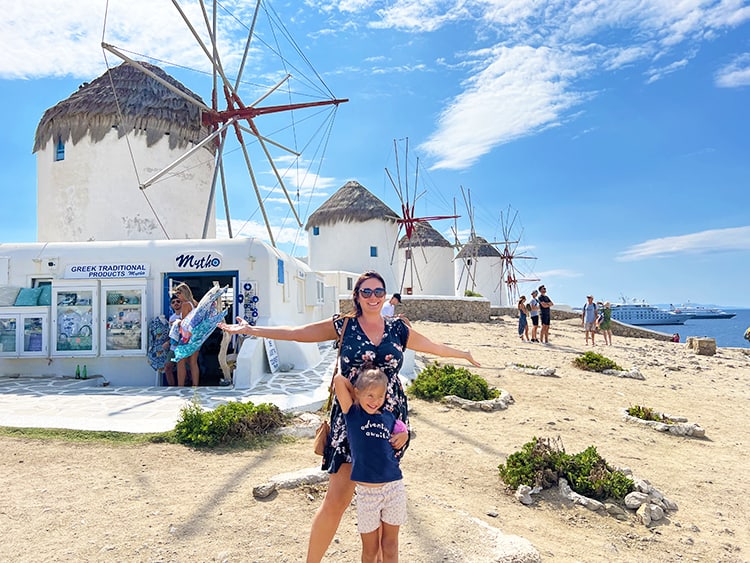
[498,437,634,501]
[498,436,566,490]
[174,398,285,447]
[626,404,668,423]
[559,445,634,500]
[464,290,483,297]
[573,351,623,372]
[409,362,499,401]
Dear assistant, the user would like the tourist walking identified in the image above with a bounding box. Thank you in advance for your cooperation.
[218,270,479,562]
[537,284,554,344]
[582,295,597,345]
[529,289,540,342]
[517,295,530,341]
[333,367,407,563]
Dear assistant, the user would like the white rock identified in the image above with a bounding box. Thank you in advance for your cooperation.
[649,503,665,521]
[624,491,649,509]
[515,485,535,505]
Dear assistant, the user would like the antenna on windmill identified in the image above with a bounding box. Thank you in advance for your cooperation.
[385,138,458,293]
[495,205,539,303]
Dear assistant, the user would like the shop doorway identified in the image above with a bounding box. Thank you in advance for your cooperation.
[163,272,238,386]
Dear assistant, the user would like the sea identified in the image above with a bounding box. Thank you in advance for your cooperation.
[646,308,750,349]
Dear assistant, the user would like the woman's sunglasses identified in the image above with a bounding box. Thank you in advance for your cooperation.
[358,287,386,298]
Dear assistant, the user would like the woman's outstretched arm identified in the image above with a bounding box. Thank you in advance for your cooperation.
[218,316,338,343]
[405,327,481,367]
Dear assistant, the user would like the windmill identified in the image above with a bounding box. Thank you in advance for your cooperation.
[452,187,481,295]
[496,206,539,303]
[100,0,347,245]
[384,138,458,294]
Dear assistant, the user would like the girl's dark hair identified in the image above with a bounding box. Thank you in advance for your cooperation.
[351,271,386,317]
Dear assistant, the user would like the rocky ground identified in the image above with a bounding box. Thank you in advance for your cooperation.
[1,316,749,562]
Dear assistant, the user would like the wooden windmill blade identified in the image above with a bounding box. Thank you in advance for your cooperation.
[101,0,348,243]
[385,138,457,292]
[496,205,539,303]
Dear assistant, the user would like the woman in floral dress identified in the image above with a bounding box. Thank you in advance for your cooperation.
[219,270,480,563]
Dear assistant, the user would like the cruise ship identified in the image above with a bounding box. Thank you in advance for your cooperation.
[670,304,736,319]
[610,300,689,326]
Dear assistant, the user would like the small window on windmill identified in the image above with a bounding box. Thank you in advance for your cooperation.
[346,277,353,291]
[370,246,378,257]
[54,137,65,162]
[467,258,472,266]
[312,226,320,236]
[277,258,285,284]
[404,249,412,260]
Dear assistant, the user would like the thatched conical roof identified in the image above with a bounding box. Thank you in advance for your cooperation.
[455,236,501,258]
[305,180,400,229]
[34,61,211,153]
[398,221,452,248]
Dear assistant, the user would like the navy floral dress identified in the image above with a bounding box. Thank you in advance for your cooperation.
[322,314,411,474]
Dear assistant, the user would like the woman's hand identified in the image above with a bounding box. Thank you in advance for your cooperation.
[390,431,409,450]
[464,350,481,368]
[218,316,251,335]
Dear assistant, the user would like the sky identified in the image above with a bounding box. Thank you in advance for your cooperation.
[1,0,749,308]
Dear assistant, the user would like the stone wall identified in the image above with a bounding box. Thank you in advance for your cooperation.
[339,296,491,323]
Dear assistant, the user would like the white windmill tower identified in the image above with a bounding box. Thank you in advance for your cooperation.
[452,188,505,306]
[305,181,402,292]
[34,1,347,244]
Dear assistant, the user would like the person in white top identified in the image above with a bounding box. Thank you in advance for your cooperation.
[381,292,401,318]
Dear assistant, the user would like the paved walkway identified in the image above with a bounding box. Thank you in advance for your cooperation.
[0,345,337,434]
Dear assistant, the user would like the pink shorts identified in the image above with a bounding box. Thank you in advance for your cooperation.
[355,479,407,534]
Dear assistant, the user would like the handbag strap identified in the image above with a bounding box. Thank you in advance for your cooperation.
[323,316,350,411]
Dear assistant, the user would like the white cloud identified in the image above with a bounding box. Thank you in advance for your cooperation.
[715,53,750,87]
[420,45,593,170]
[534,269,583,279]
[617,226,750,261]
[645,57,690,84]
[369,1,468,32]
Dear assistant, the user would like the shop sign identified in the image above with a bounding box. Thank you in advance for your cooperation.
[174,251,223,270]
[65,263,149,279]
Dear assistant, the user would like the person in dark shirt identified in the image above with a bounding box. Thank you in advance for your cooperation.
[537,284,554,344]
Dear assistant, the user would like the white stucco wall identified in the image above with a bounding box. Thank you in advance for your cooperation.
[454,257,505,306]
[36,130,215,242]
[307,219,400,293]
[397,245,455,296]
